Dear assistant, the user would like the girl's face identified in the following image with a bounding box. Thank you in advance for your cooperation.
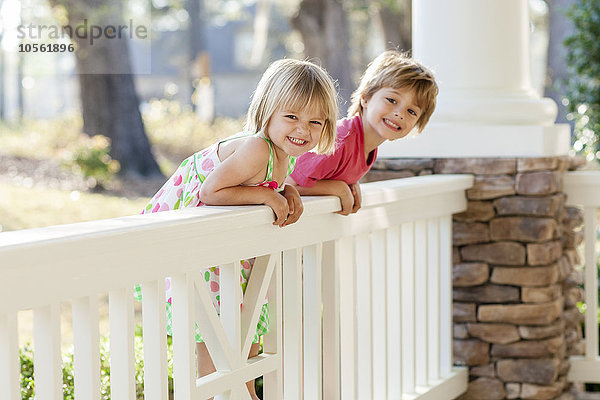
[265,107,326,158]
[361,87,421,143]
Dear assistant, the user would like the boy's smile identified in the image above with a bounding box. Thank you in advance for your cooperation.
[361,87,421,151]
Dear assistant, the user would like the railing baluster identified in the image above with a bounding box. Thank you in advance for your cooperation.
[584,206,599,359]
[371,230,388,398]
[322,240,340,400]
[263,253,283,400]
[401,222,415,394]
[338,236,357,400]
[355,233,373,398]
[427,218,441,383]
[72,295,101,400]
[141,280,169,400]
[386,226,402,399]
[33,303,62,400]
[415,220,428,388]
[439,215,453,377]
[171,273,196,399]
[107,288,136,400]
[283,248,303,400]
[303,243,323,400]
[0,312,19,400]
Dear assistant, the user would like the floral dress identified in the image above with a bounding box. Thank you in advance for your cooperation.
[134,133,296,343]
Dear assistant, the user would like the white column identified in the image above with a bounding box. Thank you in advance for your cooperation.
[379,0,570,158]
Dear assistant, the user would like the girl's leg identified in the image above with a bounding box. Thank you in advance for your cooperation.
[196,341,261,399]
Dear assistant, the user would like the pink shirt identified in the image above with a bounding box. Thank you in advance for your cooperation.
[290,115,377,187]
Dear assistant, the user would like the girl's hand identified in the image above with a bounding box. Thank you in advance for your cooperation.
[280,184,304,227]
[349,182,362,213]
[264,191,290,227]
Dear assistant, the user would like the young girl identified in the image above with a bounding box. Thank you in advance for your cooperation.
[136,58,338,399]
[286,51,439,214]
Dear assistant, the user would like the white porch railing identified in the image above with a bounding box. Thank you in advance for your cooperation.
[564,171,600,384]
[0,174,472,400]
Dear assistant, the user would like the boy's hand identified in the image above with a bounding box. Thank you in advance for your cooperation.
[335,182,355,216]
[280,184,304,227]
[264,191,290,227]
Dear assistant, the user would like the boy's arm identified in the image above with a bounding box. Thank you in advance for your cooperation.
[285,176,357,215]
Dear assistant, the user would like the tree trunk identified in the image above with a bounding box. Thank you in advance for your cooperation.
[546,0,576,126]
[56,0,162,178]
[373,0,411,52]
[292,0,353,115]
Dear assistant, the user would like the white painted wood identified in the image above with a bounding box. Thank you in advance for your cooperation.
[371,230,388,399]
[583,207,599,359]
[563,171,600,206]
[408,368,468,400]
[0,312,19,400]
[355,233,373,399]
[321,240,341,400]
[220,262,243,367]
[33,303,62,400]
[401,222,415,394]
[385,226,402,399]
[568,357,600,383]
[108,288,136,400]
[439,216,453,378]
[303,243,323,400]
[426,218,440,384]
[282,248,303,400]
[414,220,428,388]
[263,253,283,400]
[171,273,196,400]
[72,295,101,400]
[141,280,169,400]
[337,236,357,400]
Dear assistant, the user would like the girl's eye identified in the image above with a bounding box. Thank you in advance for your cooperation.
[408,109,418,117]
[285,114,297,120]
[386,97,397,104]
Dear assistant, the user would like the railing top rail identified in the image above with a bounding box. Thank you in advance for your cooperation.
[564,170,600,206]
[0,174,472,312]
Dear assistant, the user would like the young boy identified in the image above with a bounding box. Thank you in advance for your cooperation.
[285,51,439,214]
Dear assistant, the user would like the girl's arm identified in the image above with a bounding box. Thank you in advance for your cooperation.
[285,177,357,216]
[200,138,289,226]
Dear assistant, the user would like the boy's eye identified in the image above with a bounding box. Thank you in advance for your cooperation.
[408,109,418,116]
[310,120,323,126]
[386,97,397,104]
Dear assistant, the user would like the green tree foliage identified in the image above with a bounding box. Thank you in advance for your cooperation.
[564,0,600,163]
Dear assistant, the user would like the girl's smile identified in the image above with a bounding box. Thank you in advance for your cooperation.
[266,108,326,158]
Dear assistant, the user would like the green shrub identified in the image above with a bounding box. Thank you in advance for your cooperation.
[564,0,600,163]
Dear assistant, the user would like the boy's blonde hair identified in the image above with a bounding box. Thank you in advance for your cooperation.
[348,51,438,132]
[245,59,338,154]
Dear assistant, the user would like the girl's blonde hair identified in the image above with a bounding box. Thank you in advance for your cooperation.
[348,51,439,132]
[245,59,338,154]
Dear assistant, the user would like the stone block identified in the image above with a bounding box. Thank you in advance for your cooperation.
[490,265,558,287]
[467,175,516,200]
[454,323,469,339]
[458,377,505,400]
[496,358,560,384]
[506,383,521,399]
[564,287,583,308]
[373,158,434,171]
[494,195,564,217]
[490,217,557,243]
[564,249,581,267]
[461,242,526,265]
[491,336,564,358]
[453,263,489,287]
[522,285,561,303]
[562,229,584,249]
[454,246,461,263]
[562,206,584,230]
[564,307,584,329]
[565,269,583,286]
[557,256,573,281]
[521,382,564,399]
[527,240,563,265]
[454,302,477,322]
[471,363,496,378]
[517,157,559,172]
[516,171,561,195]
[454,284,520,303]
[467,323,520,344]
[518,319,565,340]
[453,222,490,245]
[361,169,414,183]
[478,300,562,325]
[454,339,490,366]
[435,158,516,174]
[454,201,496,222]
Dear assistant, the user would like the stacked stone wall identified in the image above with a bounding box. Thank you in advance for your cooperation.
[364,156,586,400]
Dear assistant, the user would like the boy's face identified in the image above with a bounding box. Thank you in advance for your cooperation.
[360,87,421,142]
